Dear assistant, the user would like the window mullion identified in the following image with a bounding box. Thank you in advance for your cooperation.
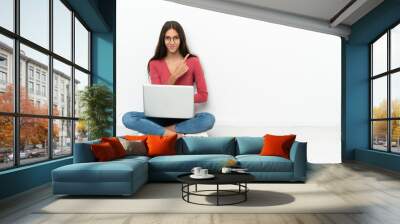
[370,45,373,149]
[71,10,76,155]
[13,0,20,167]
[49,0,54,160]
[388,31,391,152]
[88,26,90,77]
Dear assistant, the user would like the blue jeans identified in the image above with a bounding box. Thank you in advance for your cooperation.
[122,112,216,135]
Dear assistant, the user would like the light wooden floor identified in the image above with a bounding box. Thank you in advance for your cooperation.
[1,162,400,224]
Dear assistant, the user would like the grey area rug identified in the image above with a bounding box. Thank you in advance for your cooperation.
[37,183,362,214]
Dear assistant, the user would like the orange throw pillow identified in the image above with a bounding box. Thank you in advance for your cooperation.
[124,135,148,141]
[260,134,296,159]
[91,142,117,161]
[101,137,127,158]
[146,134,177,157]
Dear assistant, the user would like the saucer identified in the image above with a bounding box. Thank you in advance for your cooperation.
[190,174,215,179]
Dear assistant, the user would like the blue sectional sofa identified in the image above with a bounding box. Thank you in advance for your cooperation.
[52,136,307,196]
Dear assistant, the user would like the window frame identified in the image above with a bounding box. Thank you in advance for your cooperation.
[370,20,400,154]
[0,0,92,171]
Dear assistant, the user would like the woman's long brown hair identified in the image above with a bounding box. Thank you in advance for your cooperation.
[147,21,196,73]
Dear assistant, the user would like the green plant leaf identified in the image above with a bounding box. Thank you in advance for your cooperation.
[79,84,113,140]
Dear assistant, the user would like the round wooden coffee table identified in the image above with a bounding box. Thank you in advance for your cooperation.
[177,172,255,206]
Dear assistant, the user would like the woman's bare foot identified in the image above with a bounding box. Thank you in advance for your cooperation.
[164,124,176,132]
[163,129,185,139]
[163,125,185,138]
[163,128,176,136]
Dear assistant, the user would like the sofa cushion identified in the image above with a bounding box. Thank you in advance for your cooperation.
[101,137,127,158]
[178,137,236,155]
[146,134,177,157]
[115,155,150,163]
[90,142,118,161]
[124,135,148,141]
[236,155,293,172]
[260,134,296,159]
[149,154,235,172]
[118,138,147,156]
[53,158,148,183]
[235,137,263,155]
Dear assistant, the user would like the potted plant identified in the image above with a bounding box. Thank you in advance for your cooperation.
[79,84,113,140]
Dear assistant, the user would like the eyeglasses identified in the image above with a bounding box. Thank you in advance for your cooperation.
[165,36,180,43]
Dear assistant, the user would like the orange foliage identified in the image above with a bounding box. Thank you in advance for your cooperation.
[373,99,400,141]
[0,84,60,150]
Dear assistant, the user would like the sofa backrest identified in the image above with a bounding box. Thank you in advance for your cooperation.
[75,136,304,161]
[235,136,263,155]
[74,136,237,162]
[177,136,236,155]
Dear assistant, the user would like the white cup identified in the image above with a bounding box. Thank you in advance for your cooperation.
[200,169,208,176]
[191,167,202,176]
[221,167,232,174]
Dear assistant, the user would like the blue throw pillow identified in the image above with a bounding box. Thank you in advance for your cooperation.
[179,137,236,155]
[235,137,263,155]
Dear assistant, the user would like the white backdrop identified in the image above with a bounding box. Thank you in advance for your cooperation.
[116,0,341,163]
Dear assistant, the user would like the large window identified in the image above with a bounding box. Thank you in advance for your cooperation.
[0,0,91,171]
[371,23,400,154]
[0,0,14,32]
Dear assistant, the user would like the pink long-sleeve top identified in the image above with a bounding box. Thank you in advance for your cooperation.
[148,56,208,103]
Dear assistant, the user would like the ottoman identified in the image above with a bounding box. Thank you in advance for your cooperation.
[52,156,148,196]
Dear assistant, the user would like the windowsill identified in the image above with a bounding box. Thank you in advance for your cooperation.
[0,156,72,176]
[357,148,400,156]
[355,148,400,172]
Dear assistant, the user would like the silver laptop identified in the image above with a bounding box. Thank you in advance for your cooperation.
[143,84,194,119]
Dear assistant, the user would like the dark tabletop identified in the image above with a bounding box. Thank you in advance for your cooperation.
[177,172,255,185]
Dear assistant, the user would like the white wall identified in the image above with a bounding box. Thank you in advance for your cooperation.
[116,0,341,163]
